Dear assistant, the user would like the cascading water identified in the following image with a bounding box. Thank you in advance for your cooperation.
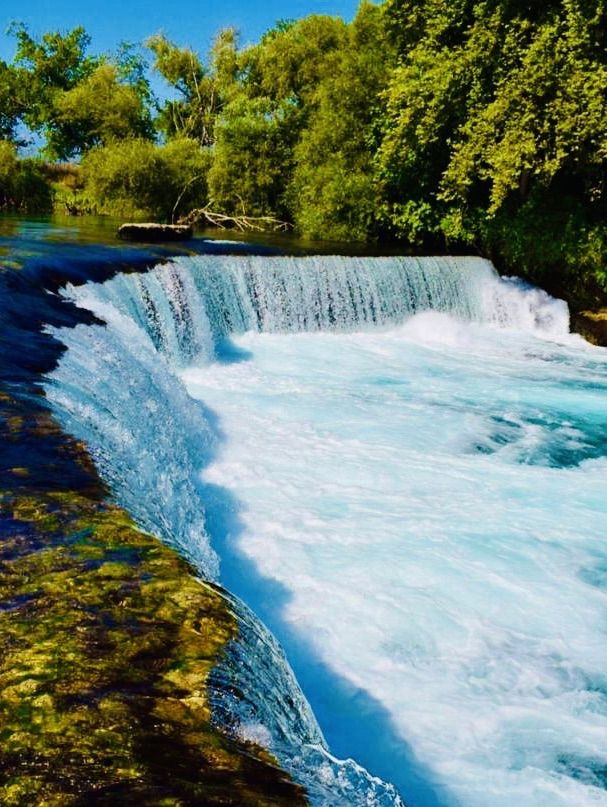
[44,254,607,807]
[62,255,569,353]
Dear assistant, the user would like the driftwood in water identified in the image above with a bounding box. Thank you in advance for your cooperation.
[179,205,291,233]
[118,223,193,242]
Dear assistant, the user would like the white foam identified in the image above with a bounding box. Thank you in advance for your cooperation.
[45,255,604,806]
[183,318,607,807]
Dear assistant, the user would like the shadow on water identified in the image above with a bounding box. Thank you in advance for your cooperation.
[189,339,453,807]
[214,337,254,364]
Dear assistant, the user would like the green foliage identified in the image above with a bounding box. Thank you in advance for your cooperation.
[439,3,607,213]
[81,137,210,220]
[244,15,348,106]
[479,192,607,302]
[10,23,95,90]
[9,24,98,143]
[288,2,394,240]
[208,97,298,218]
[0,141,17,178]
[148,33,222,146]
[0,62,20,142]
[377,0,607,299]
[51,63,154,158]
[8,25,153,159]
[0,141,52,212]
[1,6,605,304]
[114,41,154,106]
[207,15,349,220]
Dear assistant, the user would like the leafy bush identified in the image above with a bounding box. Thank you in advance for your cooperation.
[81,138,210,220]
[0,140,53,212]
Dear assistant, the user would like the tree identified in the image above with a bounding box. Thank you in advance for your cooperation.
[288,2,395,240]
[208,96,298,218]
[207,15,349,220]
[148,33,223,146]
[8,24,154,159]
[9,24,98,138]
[243,15,348,108]
[376,0,607,299]
[0,62,21,142]
[51,63,154,158]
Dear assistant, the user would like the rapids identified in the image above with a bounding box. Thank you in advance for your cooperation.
[44,254,607,806]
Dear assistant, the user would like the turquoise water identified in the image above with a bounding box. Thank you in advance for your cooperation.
[45,255,607,806]
[183,318,607,806]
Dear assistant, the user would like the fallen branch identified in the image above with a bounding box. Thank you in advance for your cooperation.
[179,204,292,233]
[171,174,206,224]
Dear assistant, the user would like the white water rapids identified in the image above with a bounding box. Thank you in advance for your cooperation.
[44,255,607,806]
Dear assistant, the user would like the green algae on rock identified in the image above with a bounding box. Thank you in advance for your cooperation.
[0,227,308,806]
[571,309,607,347]
[0,491,307,806]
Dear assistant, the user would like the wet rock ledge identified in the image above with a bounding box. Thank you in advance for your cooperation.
[0,236,307,806]
[0,442,306,807]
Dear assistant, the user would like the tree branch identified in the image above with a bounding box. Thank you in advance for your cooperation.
[179,203,292,233]
[171,174,205,224]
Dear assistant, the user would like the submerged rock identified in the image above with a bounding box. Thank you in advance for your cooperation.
[0,490,307,806]
[0,242,307,806]
[118,222,193,242]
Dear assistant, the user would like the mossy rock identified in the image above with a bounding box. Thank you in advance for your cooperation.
[118,223,193,243]
[571,309,607,346]
[0,491,307,806]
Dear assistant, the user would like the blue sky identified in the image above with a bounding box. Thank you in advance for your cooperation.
[0,0,360,62]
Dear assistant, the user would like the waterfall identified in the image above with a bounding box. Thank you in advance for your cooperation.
[46,253,571,578]
[62,255,570,368]
[44,253,572,806]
